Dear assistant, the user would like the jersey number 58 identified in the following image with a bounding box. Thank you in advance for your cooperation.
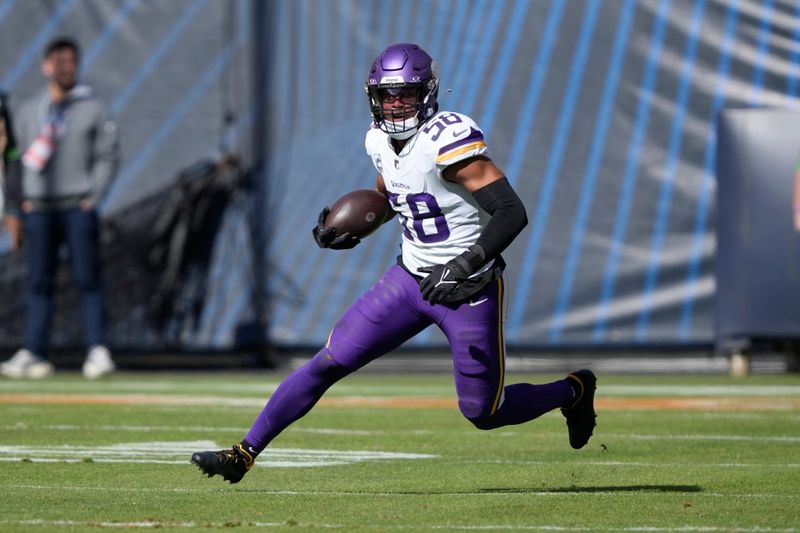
[389,192,451,244]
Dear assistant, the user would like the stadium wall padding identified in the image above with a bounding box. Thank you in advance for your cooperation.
[1,0,799,351]
[716,109,800,345]
[261,0,800,349]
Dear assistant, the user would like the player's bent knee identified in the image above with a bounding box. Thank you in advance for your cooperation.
[459,399,499,430]
[466,413,500,430]
[307,348,352,382]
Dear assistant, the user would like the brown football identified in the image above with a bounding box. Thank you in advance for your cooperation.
[324,189,389,238]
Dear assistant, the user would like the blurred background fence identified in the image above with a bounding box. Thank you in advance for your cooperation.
[0,0,798,358]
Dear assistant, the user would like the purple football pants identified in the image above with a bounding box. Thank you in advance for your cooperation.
[245,265,574,451]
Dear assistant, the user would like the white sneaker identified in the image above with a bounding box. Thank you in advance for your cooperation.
[82,345,115,379]
[0,349,55,379]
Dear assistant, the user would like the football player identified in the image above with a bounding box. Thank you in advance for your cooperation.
[192,43,597,483]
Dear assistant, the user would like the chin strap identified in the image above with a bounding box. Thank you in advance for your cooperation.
[388,127,418,140]
[383,114,420,140]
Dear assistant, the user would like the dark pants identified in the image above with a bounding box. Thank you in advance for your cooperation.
[23,208,105,357]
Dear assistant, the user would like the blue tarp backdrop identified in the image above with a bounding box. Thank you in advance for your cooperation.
[1,0,799,351]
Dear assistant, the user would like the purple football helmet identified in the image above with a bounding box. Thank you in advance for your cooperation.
[365,43,439,139]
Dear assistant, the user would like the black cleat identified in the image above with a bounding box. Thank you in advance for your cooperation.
[561,369,597,449]
[191,444,254,484]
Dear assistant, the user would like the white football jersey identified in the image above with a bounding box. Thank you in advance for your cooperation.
[365,111,495,277]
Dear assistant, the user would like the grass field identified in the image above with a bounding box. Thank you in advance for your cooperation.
[1,370,799,532]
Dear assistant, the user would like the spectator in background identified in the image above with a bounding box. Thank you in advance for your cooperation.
[1,90,22,222]
[0,37,120,380]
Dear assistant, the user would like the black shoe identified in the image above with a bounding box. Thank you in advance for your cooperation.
[191,444,254,484]
[561,369,597,449]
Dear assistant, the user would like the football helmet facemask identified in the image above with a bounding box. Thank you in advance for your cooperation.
[365,42,439,140]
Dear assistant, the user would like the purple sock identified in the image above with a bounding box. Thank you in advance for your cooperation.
[244,348,349,452]
[477,380,575,429]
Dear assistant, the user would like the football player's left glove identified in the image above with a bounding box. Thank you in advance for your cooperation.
[418,245,485,304]
[312,207,361,250]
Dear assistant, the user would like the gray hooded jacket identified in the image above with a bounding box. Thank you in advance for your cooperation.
[9,85,119,212]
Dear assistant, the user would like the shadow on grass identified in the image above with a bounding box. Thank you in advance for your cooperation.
[479,485,702,494]
[239,485,702,495]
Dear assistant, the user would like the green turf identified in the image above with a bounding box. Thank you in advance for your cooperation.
[1,371,798,532]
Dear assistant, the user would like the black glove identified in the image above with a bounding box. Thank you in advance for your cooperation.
[312,207,361,250]
[418,245,486,304]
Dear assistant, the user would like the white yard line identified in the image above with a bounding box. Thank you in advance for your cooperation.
[0,392,269,407]
[7,484,799,500]
[0,519,294,529]
[0,440,436,469]
[623,433,800,443]
[491,525,789,531]
[3,456,794,470]
[0,381,283,394]
[2,381,800,397]
[4,423,797,445]
[474,459,800,468]
[0,520,795,531]
[599,385,800,397]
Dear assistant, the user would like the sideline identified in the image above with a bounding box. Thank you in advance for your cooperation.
[1,392,799,411]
